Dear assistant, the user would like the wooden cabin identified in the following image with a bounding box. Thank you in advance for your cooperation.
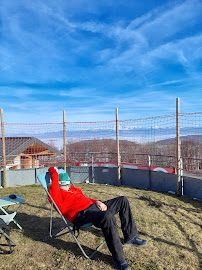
[0,137,59,169]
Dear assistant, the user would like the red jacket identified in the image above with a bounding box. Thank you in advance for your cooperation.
[48,167,98,222]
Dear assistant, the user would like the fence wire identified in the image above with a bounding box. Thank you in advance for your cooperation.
[66,121,116,165]
[0,123,64,169]
[119,115,177,169]
[180,113,202,175]
[0,113,201,176]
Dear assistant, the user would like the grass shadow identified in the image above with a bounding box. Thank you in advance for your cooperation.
[15,213,112,265]
[137,196,202,267]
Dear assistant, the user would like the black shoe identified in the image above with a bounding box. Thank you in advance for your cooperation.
[125,236,147,247]
[112,257,131,270]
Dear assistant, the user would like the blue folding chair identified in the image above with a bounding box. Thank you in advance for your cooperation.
[37,170,105,259]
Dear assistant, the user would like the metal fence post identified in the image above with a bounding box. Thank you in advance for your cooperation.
[180,158,184,196]
[116,108,121,186]
[92,153,94,184]
[148,155,151,190]
[176,98,181,196]
[1,109,6,188]
[63,110,67,172]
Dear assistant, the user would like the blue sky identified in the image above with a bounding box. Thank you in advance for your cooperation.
[0,0,202,123]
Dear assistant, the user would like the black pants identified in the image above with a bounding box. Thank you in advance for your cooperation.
[73,196,138,260]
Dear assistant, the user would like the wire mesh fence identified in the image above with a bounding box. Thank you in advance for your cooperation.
[0,112,201,176]
[118,115,177,169]
[66,121,117,165]
[0,123,64,169]
[180,113,202,175]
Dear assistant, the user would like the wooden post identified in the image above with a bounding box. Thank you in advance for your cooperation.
[176,98,181,196]
[116,108,121,186]
[1,109,6,188]
[63,110,67,172]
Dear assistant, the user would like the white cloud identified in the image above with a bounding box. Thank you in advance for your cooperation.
[0,0,201,124]
[144,34,202,71]
[149,79,184,87]
[98,0,202,74]
[0,88,33,98]
[1,0,201,81]
[140,0,202,41]
[59,88,97,98]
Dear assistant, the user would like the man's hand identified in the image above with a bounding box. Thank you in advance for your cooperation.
[95,201,107,211]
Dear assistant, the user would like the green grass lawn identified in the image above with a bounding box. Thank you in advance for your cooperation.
[0,183,201,270]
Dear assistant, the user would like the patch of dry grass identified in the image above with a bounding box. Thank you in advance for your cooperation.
[0,183,201,270]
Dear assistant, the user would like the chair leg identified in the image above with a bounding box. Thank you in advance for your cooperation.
[0,228,16,254]
[45,194,106,259]
[5,229,12,254]
[50,203,53,237]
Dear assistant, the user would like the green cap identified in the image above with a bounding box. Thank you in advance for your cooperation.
[59,173,70,187]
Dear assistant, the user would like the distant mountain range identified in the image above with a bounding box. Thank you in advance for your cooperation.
[157,135,202,144]
[4,128,202,145]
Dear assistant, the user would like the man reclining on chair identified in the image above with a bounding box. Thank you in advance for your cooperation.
[48,167,147,270]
